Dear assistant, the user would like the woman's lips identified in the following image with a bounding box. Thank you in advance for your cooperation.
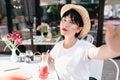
[62,28,67,31]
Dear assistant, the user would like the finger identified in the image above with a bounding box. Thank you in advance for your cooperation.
[116,25,120,33]
[106,21,114,36]
[115,26,120,38]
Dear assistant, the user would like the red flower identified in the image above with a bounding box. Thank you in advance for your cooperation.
[15,38,22,45]
[2,30,22,53]
[12,31,21,40]
[7,33,13,39]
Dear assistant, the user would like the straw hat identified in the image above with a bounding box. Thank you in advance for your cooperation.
[60,4,91,38]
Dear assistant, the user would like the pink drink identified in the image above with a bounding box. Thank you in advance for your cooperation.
[39,65,49,80]
[39,52,49,80]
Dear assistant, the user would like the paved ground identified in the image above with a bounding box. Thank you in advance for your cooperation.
[102,59,120,80]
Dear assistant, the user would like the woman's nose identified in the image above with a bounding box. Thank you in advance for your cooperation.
[63,21,70,27]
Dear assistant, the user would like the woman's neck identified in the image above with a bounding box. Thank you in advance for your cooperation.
[63,37,77,49]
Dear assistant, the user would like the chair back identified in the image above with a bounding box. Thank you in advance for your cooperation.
[108,59,119,80]
[81,34,94,43]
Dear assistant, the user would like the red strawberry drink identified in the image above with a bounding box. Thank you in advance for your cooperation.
[39,62,49,80]
[39,52,49,80]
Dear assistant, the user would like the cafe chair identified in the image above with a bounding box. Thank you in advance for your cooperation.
[107,59,119,80]
[81,34,94,43]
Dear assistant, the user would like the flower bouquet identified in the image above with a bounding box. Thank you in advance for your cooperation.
[2,31,22,62]
[37,22,48,40]
[37,22,53,41]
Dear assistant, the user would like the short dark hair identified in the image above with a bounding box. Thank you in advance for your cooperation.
[62,9,84,38]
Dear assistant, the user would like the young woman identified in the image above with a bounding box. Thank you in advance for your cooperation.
[46,4,120,80]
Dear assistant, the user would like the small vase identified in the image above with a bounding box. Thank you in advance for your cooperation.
[10,49,18,62]
[40,32,45,40]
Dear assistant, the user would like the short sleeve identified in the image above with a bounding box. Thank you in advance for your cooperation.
[71,39,95,61]
[50,41,62,59]
[83,41,95,61]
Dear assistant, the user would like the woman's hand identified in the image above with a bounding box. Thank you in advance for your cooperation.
[105,21,120,53]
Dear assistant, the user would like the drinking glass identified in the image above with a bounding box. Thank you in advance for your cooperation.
[39,52,49,80]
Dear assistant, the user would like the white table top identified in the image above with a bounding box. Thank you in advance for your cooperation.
[0,55,58,80]
[22,36,60,45]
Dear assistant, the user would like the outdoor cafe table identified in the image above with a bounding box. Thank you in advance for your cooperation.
[22,36,60,45]
[0,55,58,80]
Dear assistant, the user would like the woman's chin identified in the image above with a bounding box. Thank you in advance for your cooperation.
[61,31,67,34]
[61,32,66,36]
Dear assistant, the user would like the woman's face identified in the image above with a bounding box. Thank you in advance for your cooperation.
[60,15,81,38]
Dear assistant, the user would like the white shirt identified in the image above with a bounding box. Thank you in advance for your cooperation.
[50,39,94,80]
